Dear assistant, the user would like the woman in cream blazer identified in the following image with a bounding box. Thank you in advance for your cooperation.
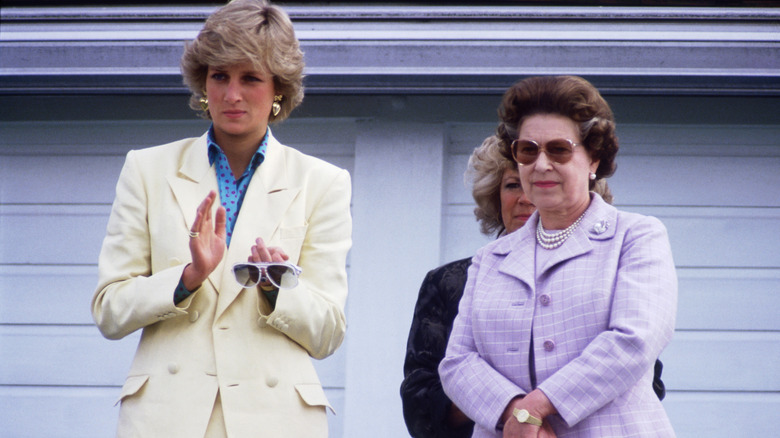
[91,1,351,437]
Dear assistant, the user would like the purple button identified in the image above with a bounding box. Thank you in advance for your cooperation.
[543,340,555,352]
[539,294,551,306]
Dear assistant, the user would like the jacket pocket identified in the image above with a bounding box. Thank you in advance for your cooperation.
[295,383,334,414]
[114,375,149,406]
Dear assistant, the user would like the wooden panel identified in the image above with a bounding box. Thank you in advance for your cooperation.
[626,206,780,268]
[0,385,345,438]
[0,386,125,438]
[663,391,780,438]
[610,155,780,208]
[660,330,780,392]
[0,265,98,325]
[0,326,139,386]
[617,124,780,156]
[0,155,126,204]
[676,268,780,331]
[440,206,493,263]
[0,120,210,154]
[0,204,109,265]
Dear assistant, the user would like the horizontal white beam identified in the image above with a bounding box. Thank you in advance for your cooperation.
[1,6,778,95]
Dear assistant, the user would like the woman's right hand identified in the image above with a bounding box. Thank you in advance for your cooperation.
[182,190,226,290]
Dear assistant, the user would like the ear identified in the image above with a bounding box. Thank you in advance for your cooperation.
[590,158,600,174]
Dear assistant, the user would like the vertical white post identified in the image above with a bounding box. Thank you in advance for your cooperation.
[344,120,445,437]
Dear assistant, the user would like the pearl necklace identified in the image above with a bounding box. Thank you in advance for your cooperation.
[536,211,587,250]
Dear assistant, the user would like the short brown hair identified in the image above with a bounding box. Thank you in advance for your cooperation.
[180,0,304,122]
[496,76,618,185]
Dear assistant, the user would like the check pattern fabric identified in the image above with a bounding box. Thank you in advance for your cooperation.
[439,194,677,437]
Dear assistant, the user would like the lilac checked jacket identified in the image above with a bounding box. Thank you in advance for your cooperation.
[439,194,677,437]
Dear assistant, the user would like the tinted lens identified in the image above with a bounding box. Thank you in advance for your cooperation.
[545,139,574,163]
[511,139,575,164]
[512,140,540,165]
[265,265,292,288]
[234,265,261,287]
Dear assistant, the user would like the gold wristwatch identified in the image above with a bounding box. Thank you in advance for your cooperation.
[513,408,543,426]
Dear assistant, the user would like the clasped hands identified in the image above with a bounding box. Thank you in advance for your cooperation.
[181,190,288,291]
[500,389,557,438]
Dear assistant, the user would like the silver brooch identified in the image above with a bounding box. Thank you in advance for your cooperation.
[592,220,609,235]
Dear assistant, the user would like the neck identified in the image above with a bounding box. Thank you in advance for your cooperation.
[538,195,591,230]
[214,128,266,178]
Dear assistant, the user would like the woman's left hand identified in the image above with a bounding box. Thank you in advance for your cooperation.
[248,237,290,291]
[248,237,289,263]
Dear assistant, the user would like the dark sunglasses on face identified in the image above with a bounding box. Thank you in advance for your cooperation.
[511,138,581,165]
[232,262,302,289]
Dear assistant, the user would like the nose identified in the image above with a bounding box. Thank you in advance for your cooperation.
[517,191,531,204]
[532,148,554,171]
[224,79,242,103]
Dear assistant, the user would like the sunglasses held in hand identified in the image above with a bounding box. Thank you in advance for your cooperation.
[232,262,302,289]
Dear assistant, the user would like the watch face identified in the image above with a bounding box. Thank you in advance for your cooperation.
[516,409,529,422]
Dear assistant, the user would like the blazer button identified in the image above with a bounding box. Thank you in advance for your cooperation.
[168,363,180,374]
[543,340,555,352]
[539,294,551,306]
[257,317,267,328]
[266,376,279,388]
[189,310,200,322]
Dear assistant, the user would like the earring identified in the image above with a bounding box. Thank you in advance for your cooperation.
[272,95,283,117]
[199,94,209,112]
[589,172,597,180]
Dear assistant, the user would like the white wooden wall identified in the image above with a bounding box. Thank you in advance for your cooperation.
[3,95,777,437]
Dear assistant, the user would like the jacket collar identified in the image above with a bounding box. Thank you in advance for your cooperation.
[495,193,618,285]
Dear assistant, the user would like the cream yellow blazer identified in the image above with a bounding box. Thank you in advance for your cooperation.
[92,131,352,437]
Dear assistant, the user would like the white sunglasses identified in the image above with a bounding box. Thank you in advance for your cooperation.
[232,262,302,289]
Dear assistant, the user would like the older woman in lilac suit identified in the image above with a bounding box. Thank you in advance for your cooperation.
[439,76,677,438]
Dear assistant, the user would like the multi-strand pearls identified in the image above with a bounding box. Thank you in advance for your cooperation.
[536,211,587,250]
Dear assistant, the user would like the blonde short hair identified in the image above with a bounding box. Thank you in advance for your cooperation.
[466,135,517,237]
[180,0,304,122]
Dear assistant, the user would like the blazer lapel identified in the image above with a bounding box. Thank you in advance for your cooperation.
[166,133,224,290]
[497,216,537,290]
[215,133,301,319]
